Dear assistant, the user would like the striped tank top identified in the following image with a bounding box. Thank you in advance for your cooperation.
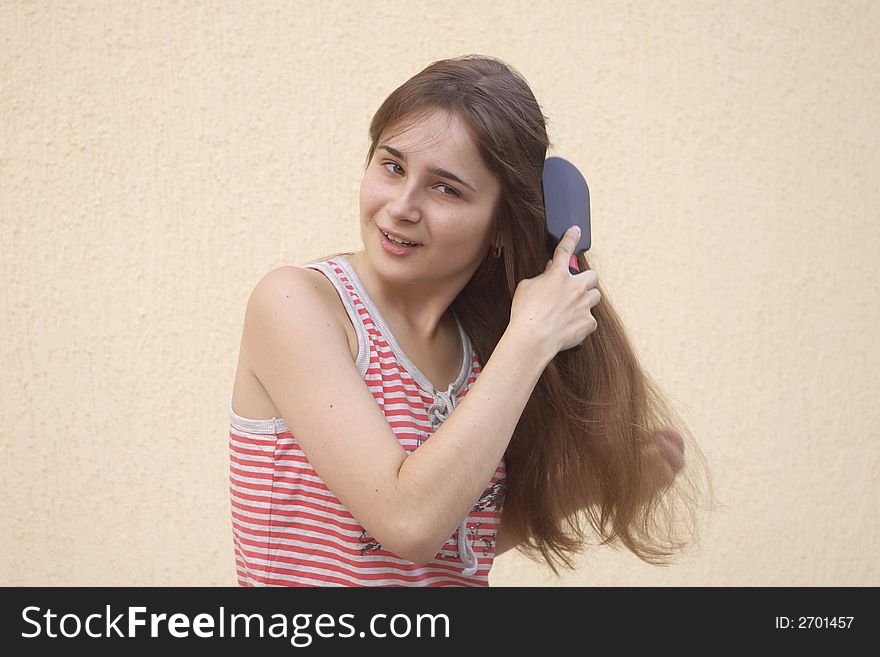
[228,255,507,586]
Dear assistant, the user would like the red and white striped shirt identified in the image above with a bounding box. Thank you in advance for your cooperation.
[228,256,507,586]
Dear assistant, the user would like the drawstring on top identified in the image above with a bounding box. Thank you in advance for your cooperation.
[427,388,455,425]
[456,517,478,576]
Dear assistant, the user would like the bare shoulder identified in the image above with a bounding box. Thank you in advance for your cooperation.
[240,264,377,421]
[259,265,358,357]
[252,264,318,303]
[244,265,347,349]
[231,265,352,420]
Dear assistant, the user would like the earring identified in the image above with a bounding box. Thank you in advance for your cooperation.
[493,244,502,259]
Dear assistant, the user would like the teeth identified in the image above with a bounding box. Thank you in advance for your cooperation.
[383,231,418,246]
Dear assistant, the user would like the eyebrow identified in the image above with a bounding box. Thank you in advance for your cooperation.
[378,145,477,193]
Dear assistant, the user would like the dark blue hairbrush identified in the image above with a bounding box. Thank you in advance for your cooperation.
[543,156,592,352]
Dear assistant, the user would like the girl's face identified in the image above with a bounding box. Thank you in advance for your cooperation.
[359,108,502,282]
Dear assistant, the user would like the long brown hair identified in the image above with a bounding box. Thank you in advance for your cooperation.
[318,55,714,577]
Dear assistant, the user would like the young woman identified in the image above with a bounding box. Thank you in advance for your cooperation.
[228,55,710,586]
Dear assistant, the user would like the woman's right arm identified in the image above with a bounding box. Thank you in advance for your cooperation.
[244,227,598,564]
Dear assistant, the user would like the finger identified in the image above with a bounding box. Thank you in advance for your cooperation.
[577,269,599,289]
[552,225,581,268]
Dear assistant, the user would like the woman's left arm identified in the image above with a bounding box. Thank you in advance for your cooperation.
[494,429,684,556]
[637,428,686,498]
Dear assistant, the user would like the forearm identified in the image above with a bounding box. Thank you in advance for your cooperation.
[396,328,551,562]
[578,428,685,510]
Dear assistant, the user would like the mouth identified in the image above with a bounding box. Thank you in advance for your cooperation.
[379,227,422,247]
[378,226,422,255]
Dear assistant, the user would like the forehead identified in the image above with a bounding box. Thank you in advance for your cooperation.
[380,109,482,163]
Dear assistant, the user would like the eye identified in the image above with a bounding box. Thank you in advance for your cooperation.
[381,160,461,198]
[436,183,460,198]
[382,161,404,176]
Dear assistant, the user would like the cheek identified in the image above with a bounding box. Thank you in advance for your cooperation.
[359,175,383,216]
[443,220,491,256]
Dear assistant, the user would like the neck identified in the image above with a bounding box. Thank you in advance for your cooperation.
[347,250,460,343]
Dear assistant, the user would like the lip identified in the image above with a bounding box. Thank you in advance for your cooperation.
[379,226,422,256]
[378,227,422,246]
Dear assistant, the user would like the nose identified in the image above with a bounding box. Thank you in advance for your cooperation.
[386,181,422,222]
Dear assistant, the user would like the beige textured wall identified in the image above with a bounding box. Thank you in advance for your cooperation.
[1,0,877,586]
